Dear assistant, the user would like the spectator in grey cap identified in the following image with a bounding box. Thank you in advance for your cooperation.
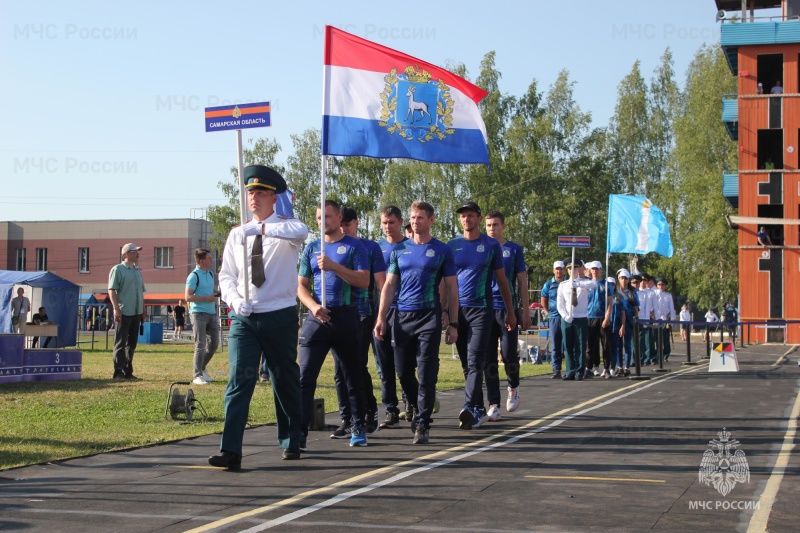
[108,243,146,380]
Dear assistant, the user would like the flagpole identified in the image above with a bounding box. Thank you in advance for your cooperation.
[319,155,327,308]
[605,249,610,311]
[236,129,250,303]
[320,33,329,308]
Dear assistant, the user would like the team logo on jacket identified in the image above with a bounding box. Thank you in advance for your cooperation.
[503,250,511,258]
[379,65,454,143]
[477,244,485,253]
[425,248,435,257]
[337,245,347,254]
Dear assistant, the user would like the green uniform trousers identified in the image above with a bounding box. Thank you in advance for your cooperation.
[220,306,301,455]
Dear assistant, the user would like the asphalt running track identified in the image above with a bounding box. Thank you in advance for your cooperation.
[2,342,799,532]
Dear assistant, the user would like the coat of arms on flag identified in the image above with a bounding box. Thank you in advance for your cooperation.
[379,65,454,143]
[322,25,489,164]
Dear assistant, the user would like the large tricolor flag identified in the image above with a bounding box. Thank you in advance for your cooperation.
[322,26,489,164]
[606,194,674,258]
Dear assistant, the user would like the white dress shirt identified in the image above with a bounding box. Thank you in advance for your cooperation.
[636,287,654,321]
[219,213,308,314]
[653,289,675,321]
[556,277,597,321]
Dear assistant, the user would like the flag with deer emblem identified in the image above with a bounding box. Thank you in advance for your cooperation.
[322,26,489,164]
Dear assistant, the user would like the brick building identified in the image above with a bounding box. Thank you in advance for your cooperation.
[0,219,213,309]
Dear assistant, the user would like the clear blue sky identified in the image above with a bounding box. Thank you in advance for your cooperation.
[1,0,730,221]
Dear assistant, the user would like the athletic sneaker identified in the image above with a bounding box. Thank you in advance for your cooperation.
[506,387,520,412]
[330,420,353,439]
[412,427,429,444]
[201,370,214,382]
[192,376,208,385]
[349,425,367,447]
[593,369,601,376]
[472,407,489,428]
[366,410,380,435]
[379,411,400,429]
[487,404,501,421]
[299,436,308,452]
[403,402,415,422]
[458,408,474,430]
[398,398,413,422]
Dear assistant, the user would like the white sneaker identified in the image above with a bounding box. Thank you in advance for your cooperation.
[487,404,501,421]
[202,370,214,382]
[192,376,208,385]
[593,369,601,376]
[506,386,520,412]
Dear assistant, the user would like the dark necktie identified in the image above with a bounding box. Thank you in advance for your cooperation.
[251,235,265,288]
[571,286,578,307]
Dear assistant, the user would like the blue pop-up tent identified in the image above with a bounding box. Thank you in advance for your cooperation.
[0,270,80,347]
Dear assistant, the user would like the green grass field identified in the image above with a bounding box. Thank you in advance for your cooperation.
[1,333,550,470]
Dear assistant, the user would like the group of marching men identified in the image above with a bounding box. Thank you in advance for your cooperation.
[541,261,676,381]
[207,165,534,470]
[313,198,531,448]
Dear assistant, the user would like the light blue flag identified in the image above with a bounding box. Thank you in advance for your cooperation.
[606,195,674,258]
[276,189,294,218]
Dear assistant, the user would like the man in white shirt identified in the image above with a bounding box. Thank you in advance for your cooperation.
[10,287,30,334]
[653,277,675,362]
[631,274,654,365]
[209,165,309,470]
[556,260,597,381]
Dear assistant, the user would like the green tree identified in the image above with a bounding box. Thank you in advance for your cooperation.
[642,49,683,292]
[284,128,322,232]
[467,51,517,232]
[608,60,650,196]
[669,45,738,309]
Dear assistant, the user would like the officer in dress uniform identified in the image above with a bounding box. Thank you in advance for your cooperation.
[209,165,308,470]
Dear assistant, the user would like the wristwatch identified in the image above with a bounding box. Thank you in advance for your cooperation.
[449,322,459,329]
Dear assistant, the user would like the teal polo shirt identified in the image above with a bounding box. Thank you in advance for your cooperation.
[186,267,216,314]
[108,262,145,316]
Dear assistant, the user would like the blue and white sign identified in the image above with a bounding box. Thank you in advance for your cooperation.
[205,102,271,132]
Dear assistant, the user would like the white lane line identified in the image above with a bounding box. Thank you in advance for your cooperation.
[746,384,800,532]
[234,367,703,532]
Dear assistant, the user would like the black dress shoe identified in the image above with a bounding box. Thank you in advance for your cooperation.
[208,451,241,470]
[551,372,561,379]
[562,374,575,381]
[282,448,301,460]
[112,372,126,380]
